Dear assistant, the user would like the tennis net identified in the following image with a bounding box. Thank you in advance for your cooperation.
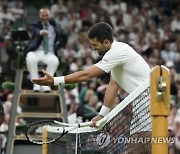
[47,79,151,154]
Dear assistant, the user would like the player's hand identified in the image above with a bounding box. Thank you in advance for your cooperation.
[91,114,104,127]
[31,70,54,86]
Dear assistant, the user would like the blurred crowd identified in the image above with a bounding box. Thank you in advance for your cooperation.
[0,0,180,153]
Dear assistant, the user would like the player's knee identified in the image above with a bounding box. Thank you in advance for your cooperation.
[26,52,38,64]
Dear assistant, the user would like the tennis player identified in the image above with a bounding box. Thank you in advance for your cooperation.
[32,22,151,126]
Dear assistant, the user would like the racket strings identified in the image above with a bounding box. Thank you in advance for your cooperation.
[26,121,65,144]
[26,120,92,145]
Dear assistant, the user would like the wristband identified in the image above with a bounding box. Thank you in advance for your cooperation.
[99,105,110,117]
[54,76,65,86]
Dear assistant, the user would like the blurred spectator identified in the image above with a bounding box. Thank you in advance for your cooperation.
[168,126,176,154]
[144,38,159,60]
[136,31,149,54]
[168,104,177,127]
[0,4,15,24]
[9,0,24,29]
[50,0,67,18]
[78,82,88,104]
[0,102,4,126]
[161,41,176,63]
[176,90,180,108]
[174,112,180,151]
[55,9,69,31]
[67,94,79,116]
[83,56,94,70]
[97,84,107,101]
[0,114,9,132]
[88,95,101,112]
[149,48,163,67]
[122,5,133,28]
[84,80,98,105]
[9,0,24,20]
[63,41,77,59]
[0,87,10,103]
[174,36,180,73]
[165,61,179,99]
[171,12,180,33]
[8,0,23,9]
[3,93,13,115]
[67,11,82,34]
[0,36,4,47]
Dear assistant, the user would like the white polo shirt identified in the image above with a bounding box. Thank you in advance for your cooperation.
[95,40,151,93]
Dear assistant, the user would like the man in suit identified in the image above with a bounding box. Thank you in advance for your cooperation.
[26,6,67,92]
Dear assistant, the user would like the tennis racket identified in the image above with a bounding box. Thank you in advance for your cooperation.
[25,120,92,144]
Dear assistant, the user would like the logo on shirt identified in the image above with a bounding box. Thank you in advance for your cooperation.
[101,58,108,63]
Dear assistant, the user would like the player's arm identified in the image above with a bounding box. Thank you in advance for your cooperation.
[31,65,105,86]
[91,76,119,125]
[101,76,119,109]
[64,65,104,83]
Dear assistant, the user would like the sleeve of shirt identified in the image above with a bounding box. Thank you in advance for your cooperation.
[95,49,128,73]
[30,23,41,37]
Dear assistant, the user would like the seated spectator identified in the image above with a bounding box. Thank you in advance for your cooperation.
[161,41,176,63]
[25,6,67,92]
[50,0,67,18]
[0,4,15,24]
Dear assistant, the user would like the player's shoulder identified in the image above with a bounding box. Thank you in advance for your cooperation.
[111,40,132,50]
[116,41,132,49]
[107,41,134,56]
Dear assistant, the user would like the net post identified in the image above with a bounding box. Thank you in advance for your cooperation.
[150,65,170,154]
[42,126,48,154]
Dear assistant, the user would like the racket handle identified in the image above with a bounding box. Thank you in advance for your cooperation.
[79,121,93,127]
[96,115,108,128]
